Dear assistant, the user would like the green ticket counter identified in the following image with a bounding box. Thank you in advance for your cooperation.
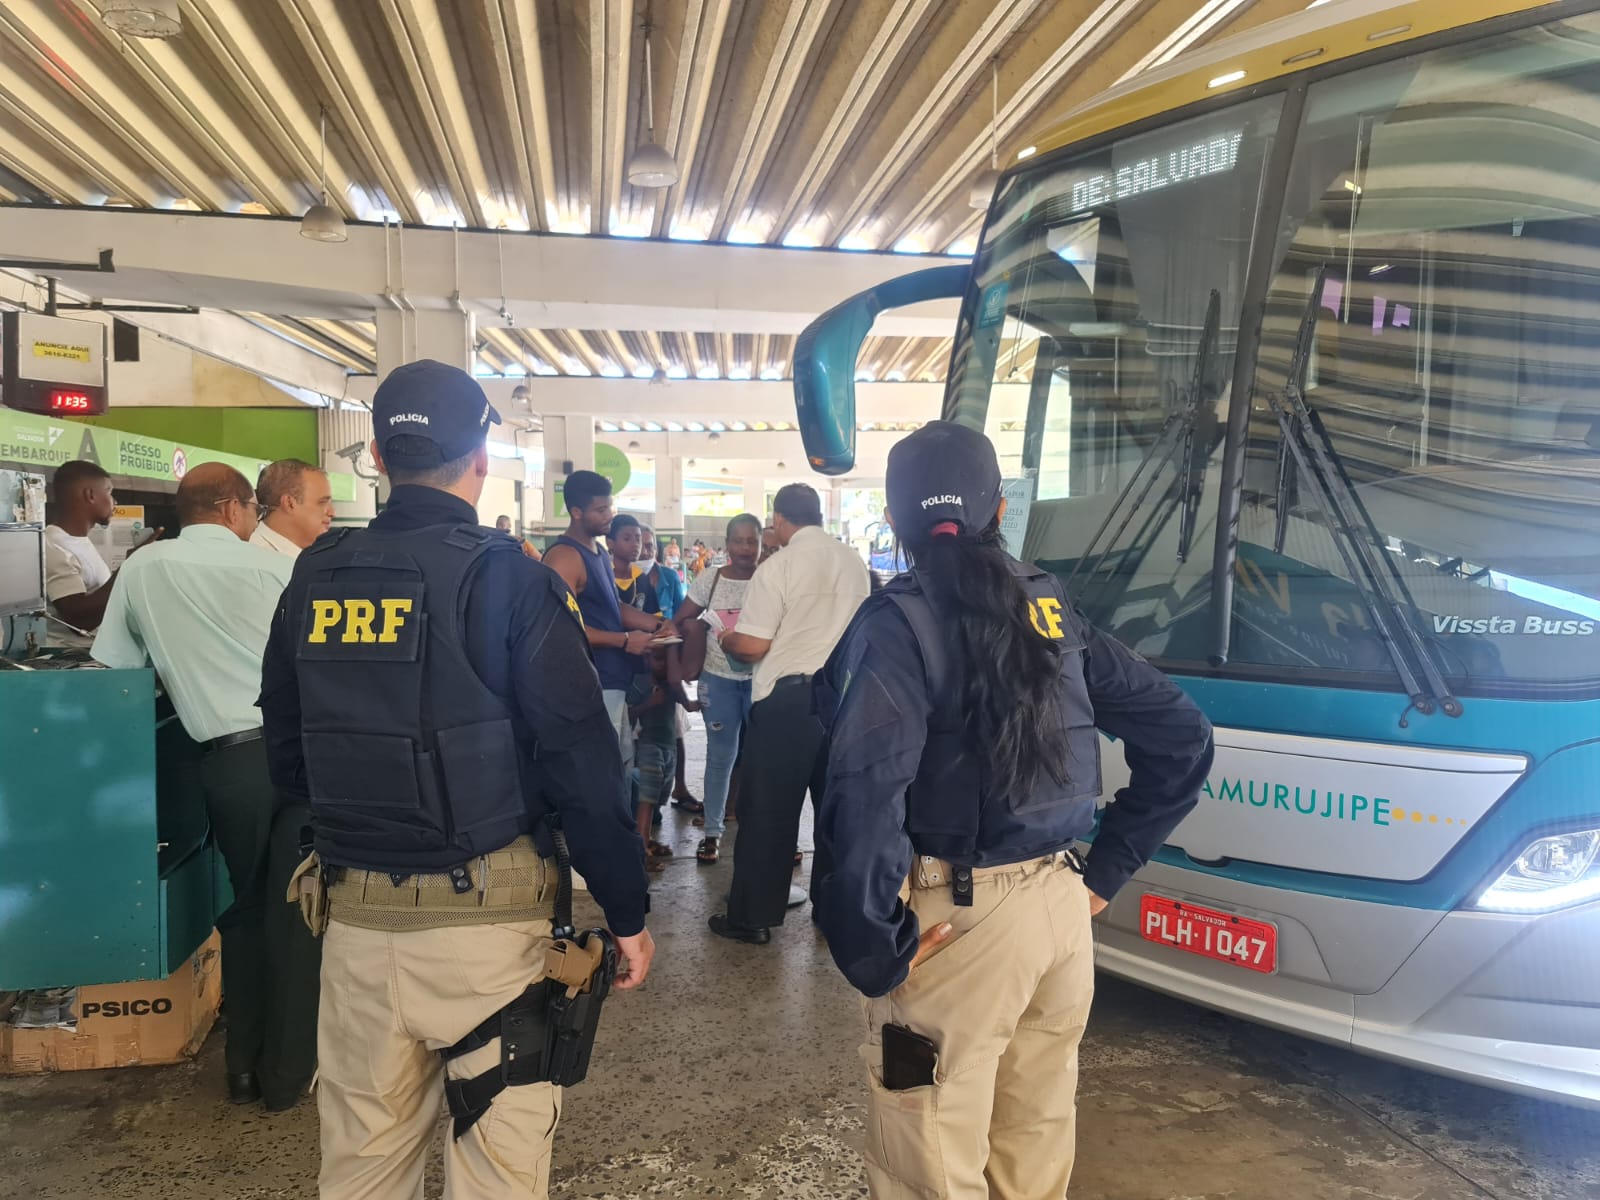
[0,667,228,990]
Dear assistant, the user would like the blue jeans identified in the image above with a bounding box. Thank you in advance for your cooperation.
[698,672,752,838]
[602,689,634,783]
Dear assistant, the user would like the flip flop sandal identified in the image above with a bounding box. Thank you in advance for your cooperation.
[647,840,674,858]
[672,796,705,814]
[696,837,720,865]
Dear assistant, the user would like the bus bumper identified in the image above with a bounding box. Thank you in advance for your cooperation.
[1095,863,1600,1108]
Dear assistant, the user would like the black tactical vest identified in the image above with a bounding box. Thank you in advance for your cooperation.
[291,521,535,872]
[834,560,1104,863]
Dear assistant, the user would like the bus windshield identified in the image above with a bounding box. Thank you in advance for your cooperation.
[950,11,1600,693]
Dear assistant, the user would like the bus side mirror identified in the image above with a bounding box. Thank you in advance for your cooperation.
[793,264,970,474]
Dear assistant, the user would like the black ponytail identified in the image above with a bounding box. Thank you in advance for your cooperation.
[903,520,1069,800]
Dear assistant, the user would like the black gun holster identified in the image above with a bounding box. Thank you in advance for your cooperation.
[438,818,620,1140]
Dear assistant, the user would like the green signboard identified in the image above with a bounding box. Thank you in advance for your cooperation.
[553,441,632,512]
[0,407,358,501]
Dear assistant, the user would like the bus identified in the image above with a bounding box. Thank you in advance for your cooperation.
[793,0,1600,1106]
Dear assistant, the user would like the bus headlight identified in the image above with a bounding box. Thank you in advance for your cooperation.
[1475,829,1600,913]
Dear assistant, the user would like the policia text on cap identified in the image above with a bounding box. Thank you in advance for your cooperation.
[259,360,655,1200]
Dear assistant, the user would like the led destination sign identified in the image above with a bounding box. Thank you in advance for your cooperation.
[1071,130,1244,214]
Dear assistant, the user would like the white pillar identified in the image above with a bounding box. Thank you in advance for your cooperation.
[374,308,477,506]
[375,308,475,376]
[654,455,684,536]
[541,415,596,534]
[741,476,766,519]
[825,485,843,533]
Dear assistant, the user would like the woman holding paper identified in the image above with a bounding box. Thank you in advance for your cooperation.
[674,513,762,864]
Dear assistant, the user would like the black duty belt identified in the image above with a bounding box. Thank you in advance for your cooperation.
[203,728,264,753]
[773,673,814,690]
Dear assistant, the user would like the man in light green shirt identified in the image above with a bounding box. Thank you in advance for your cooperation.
[92,462,318,1112]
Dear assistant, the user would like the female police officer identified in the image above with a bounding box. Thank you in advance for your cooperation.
[812,421,1214,1199]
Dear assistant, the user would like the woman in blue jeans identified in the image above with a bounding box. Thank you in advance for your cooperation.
[675,513,762,863]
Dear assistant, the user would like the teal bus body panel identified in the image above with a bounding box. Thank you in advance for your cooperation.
[0,669,224,989]
[1113,675,1600,910]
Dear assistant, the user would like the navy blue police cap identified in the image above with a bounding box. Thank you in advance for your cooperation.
[886,420,1003,539]
[372,359,501,470]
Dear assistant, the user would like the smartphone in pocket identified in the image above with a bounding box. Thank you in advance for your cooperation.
[881,1023,938,1091]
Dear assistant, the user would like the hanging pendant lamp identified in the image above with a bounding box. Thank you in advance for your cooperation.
[969,59,1002,209]
[301,107,348,243]
[626,17,679,189]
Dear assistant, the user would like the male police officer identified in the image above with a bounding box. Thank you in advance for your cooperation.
[260,360,654,1200]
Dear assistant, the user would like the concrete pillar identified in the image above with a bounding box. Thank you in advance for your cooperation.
[654,455,684,537]
[375,307,476,376]
[541,415,596,534]
[825,485,843,533]
[741,476,766,520]
[374,308,477,506]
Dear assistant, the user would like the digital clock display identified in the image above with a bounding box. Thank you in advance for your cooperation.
[49,391,94,413]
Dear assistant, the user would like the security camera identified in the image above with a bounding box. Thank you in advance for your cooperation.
[335,442,365,462]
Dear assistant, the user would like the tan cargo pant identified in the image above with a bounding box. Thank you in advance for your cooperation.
[316,918,561,1200]
[861,854,1095,1200]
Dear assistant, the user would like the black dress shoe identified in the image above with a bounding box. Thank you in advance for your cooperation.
[263,1092,303,1113]
[227,1071,261,1105]
[708,913,771,945]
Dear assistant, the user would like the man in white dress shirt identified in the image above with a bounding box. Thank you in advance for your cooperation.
[250,459,334,560]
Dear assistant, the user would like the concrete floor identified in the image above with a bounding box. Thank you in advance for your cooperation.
[5,727,1600,1199]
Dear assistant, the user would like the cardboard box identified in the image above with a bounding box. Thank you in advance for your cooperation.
[0,931,221,1075]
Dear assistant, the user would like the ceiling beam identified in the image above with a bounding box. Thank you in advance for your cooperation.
[709,1,837,241]
[590,0,633,235]
[0,206,967,333]
[651,0,737,239]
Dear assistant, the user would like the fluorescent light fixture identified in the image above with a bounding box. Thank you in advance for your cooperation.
[1344,179,1363,195]
[599,362,625,378]
[893,236,927,255]
[696,366,720,380]
[1016,146,1037,160]
[1369,263,1392,276]
[1208,69,1246,88]
[1476,830,1600,913]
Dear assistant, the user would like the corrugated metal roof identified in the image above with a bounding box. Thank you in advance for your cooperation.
[0,0,1307,383]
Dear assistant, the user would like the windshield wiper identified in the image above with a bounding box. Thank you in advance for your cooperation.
[1264,265,1462,720]
[1068,289,1223,595]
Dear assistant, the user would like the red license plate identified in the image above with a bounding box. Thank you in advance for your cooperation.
[1139,895,1278,974]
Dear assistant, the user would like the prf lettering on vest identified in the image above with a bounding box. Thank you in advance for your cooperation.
[307,597,415,644]
[1028,597,1066,640]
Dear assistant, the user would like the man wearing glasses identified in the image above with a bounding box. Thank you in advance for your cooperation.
[93,462,318,1113]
